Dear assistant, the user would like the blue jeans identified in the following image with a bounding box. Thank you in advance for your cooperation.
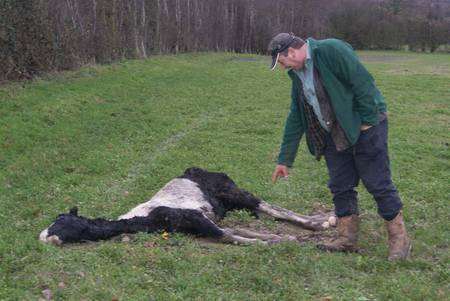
[324,118,402,221]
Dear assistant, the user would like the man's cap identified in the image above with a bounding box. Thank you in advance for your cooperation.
[268,33,303,70]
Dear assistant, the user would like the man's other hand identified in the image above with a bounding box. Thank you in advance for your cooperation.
[272,164,289,183]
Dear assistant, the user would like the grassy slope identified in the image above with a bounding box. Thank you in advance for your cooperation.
[0,51,448,300]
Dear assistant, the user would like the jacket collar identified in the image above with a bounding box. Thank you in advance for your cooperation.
[307,38,319,51]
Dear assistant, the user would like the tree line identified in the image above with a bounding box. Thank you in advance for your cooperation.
[1,0,449,81]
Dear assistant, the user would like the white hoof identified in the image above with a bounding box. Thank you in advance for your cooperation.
[321,221,330,229]
[328,216,337,227]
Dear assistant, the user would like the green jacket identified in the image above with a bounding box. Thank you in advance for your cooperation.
[278,38,386,167]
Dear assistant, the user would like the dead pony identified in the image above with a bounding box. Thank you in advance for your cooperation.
[39,167,336,245]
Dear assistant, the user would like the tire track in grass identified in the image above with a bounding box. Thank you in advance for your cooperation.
[100,109,223,202]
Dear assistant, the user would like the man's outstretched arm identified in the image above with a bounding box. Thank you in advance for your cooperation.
[274,86,305,182]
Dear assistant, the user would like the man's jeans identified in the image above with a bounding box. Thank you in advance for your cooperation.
[324,118,402,221]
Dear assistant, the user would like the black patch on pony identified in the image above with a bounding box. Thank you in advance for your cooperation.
[179,167,261,219]
[47,207,224,243]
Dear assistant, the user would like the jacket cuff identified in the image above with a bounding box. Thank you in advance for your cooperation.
[360,113,380,126]
[277,157,293,168]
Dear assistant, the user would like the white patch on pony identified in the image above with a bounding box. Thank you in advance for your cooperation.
[118,178,214,220]
[39,228,49,242]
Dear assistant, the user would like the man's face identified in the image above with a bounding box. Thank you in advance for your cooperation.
[277,46,306,71]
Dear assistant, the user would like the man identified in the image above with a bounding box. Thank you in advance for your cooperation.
[268,33,411,260]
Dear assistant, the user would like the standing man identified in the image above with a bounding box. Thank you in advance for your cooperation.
[269,33,411,260]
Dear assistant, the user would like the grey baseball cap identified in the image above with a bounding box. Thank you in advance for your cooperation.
[268,33,303,70]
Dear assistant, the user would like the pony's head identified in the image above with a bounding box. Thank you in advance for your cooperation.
[39,207,88,245]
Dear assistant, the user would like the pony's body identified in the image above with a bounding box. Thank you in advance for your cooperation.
[39,167,336,245]
[119,178,215,220]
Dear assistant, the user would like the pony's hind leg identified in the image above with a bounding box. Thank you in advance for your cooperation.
[219,228,268,245]
[226,228,297,243]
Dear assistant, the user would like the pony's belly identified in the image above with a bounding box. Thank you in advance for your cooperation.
[118,178,214,220]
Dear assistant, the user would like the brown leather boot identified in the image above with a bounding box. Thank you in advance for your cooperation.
[317,215,359,252]
[386,211,411,261]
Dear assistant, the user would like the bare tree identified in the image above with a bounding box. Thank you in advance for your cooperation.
[1,0,449,81]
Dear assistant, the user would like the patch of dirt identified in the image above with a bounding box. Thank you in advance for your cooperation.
[386,65,450,75]
[359,55,413,62]
[231,57,263,62]
[217,210,336,245]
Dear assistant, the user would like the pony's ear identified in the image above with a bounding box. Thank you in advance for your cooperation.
[69,207,78,216]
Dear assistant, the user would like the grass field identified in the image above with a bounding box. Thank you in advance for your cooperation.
[0,51,449,300]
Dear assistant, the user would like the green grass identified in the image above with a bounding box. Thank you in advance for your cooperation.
[0,51,449,300]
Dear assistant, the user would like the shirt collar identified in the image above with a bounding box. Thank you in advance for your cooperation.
[304,41,312,69]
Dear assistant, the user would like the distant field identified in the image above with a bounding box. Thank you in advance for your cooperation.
[0,51,448,300]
